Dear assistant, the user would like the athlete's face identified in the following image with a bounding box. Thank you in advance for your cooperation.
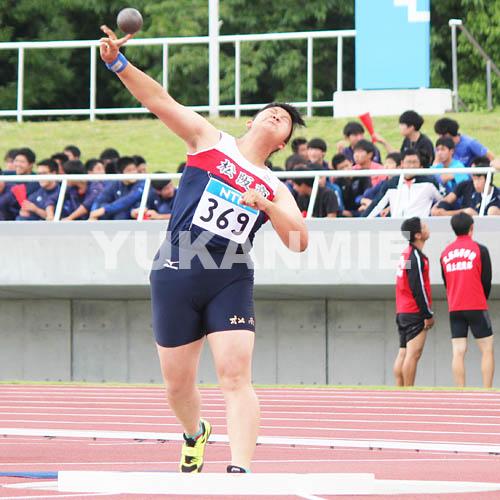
[251,107,293,150]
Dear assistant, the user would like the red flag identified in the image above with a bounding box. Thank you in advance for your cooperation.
[359,112,376,143]
[11,184,27,206]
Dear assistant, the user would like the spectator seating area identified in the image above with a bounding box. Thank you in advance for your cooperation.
[1,112,498,222]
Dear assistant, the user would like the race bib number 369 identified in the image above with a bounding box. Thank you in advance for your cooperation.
[192,178,259,244]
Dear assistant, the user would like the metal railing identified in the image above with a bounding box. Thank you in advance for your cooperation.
[1,166,495,222]
[0,29,355,122]
[449,19,500,111]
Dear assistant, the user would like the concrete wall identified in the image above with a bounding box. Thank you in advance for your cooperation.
[0,298,498,387]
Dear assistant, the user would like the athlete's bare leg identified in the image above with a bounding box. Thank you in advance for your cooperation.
[393,348,406,386]
[476,336,494,388]
[157,338,205,436]
[451,338,467,387]
[208,330,259,470]
[402,330,427,386]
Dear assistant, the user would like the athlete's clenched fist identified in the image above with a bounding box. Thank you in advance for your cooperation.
[239,189,271,212]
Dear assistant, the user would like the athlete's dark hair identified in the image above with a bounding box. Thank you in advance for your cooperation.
[116,156,137,173]
[343,121,364,137]
[37,158,58,173]
[401,148,421,164]
[451,212,474,236]
[4,148,19,161]
[85,158,103,173]
[435,137,455,150]
[51,152,69,165]
[64,145,81,158]
[16,147,36,164]
[257,102,306,144]
[291,166,314,188]
[471,156,490,167]
[332,153,349,169]
[401,217,422,243]
[434,117,459,137]
[100,148,120,162]
[353,139,375,157]
[291,137,307,153]
[151,171,172,191]
[399,110,424,131]
[386,152,402,166]
[63,160,85,175]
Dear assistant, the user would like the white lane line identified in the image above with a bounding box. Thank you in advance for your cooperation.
[2,428,500,453]
[1,411,500,428]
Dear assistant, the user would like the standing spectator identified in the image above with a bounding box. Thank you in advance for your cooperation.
[89,156,144,220]
[338,121,382,164]
[85,159,106,175]
[64,145,81,161]
[0,173,19,220]
[434,117,494,166]
[375,111,435,165]
[291,168,338,218]
[431,137,468,194]
[61,160,105,221]
[132,175,177,220]
[51,153,69,174]
[440,213,494,388]
[393,217,433,387]
[352,140,387,186]
[16,159,60,221]
[365,149,442,218]
[4,149,19,170]
[133,155,148,173]
[285,137,308,170]
[431,170,500,217]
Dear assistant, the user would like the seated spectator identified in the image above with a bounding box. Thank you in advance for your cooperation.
[286,155,307,170]
[375,110,435,165]
[338,121,382,164]
[307,138,329,170]
[384,152,402,169]
[4,149,19,170]
[434,117,494,166]
[307,162,344,214]
[285,137,308,170]
[0,172,19,220]
[432,169,499,217]
[353,140,387,186]
[364,149,442,218]
[64,145,81,161]
[291,168,338,218]
[100,148,120,167]
[331,153,368,217]
[51,153,69,174]
[5,147,39,198]
[61,160,106,221]
[132,174,177,220]
[85,158,106,174]
[16,159,60,221]
[89,156,144,220]
[133,155,147,173]
[431,137,468,194]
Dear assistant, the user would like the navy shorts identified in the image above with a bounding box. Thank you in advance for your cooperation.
[396,313,426,349]
[150,240,255,348]
[450,310,493,340]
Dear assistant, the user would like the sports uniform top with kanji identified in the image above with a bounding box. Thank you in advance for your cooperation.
[167,131,280,252]
[440,235,492,312]
[396,244,433,318]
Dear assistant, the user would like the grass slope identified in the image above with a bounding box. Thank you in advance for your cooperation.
[1,111,499,173]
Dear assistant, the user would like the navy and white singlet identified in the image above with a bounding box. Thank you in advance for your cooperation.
[150,132,280,347]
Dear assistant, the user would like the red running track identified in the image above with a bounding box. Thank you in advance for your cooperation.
[0,385,499,499]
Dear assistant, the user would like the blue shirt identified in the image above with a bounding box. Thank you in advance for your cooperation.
[147,189,177,214]
[453,134,488,167]
[94,180,145,220]
[63,182,105,219]
[16,184,60,221]
[431,159,469,195]
[0,187,19,220]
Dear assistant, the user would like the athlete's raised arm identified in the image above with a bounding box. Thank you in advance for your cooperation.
[99,26,219,152]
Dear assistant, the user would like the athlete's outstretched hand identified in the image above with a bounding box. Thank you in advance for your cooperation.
[240,189,271,212]
[99,25,132,64]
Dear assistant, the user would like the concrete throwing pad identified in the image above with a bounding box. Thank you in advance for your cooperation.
[57,472,500,496]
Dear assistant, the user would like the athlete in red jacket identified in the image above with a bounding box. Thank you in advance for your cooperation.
[394,217,434,386]
[440,212,494,388]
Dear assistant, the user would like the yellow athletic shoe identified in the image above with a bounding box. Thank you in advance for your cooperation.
[179,419,212,473]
